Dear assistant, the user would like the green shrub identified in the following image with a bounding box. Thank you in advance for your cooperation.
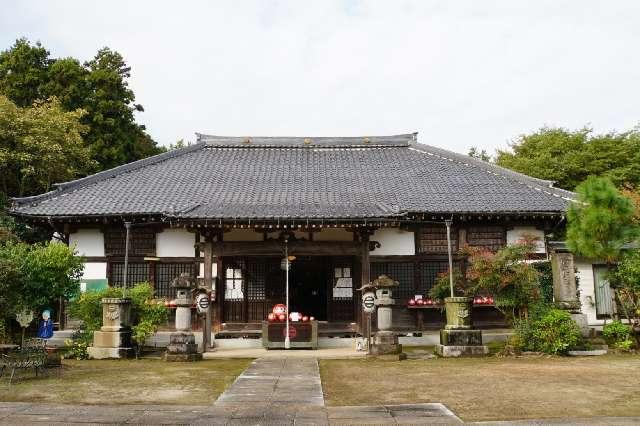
[529,309,582,355]
[67,282,168,358]
[603,321,633,349]
[63,330,93,360]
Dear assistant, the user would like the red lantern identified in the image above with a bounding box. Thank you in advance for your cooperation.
[278,313,286,321]
[408,299,416,306]
[488,297,494,304]
[267,313,276,322]
[425,298,433,305]
[309,316,315,321]
[302,316,309,322]
[416,299,424,306]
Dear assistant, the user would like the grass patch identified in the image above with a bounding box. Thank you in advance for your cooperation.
[0,358,252,405]
[320,354,640,421]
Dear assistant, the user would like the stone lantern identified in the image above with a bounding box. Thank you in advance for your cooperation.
[368,275,405,358]
[164,273,202,361]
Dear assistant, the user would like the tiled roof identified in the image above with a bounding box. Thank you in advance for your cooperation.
[11,133,573,220]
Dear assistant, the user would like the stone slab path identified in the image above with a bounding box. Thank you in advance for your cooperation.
[0,358,463,424]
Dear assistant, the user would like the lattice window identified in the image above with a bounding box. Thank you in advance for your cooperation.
[467,226,505,251]
[109,263,149,287]
[332,266,353,300]
[417,261,450,295]
[419,225,458,254]
[370,262,414,299]
[245,259,267,301]
[156,263,196,298]
[104,227,156,257]
[225,267,244,301]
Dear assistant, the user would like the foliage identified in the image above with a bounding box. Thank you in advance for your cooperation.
[566,177,639,264]
[468,147,491,162]
[0,38,51,107]
[610,249,640,344]
[431,241,542,323]
[68,282,168,358]
[63,330,93,360]
[532,261,554,304]
[430,269,468,300]
[466,242,540,322]
[602,321,634,350]
[0,95,95,197]
[127,282,169,357]
[0,38,163,192]
[0,241,83,321]
[495,126,640,191]
[516,308,582,355]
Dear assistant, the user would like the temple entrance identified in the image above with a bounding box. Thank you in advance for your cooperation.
[289,257,328,321]
[220,255,355,326]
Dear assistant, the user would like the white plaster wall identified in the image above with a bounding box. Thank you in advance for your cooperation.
[224,229,263,241]
[372,228,415,256]
[506,226,546,253]
[82,262,107,280]
[314,228,353,241]
[575,258,601,326]
[69,229,104,257]
[156,229,195,257]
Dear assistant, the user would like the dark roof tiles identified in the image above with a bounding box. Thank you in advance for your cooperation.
[11,133,573,219]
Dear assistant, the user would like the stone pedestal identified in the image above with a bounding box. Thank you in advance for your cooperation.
[88,298,133,359]
[369,331,404,356]
[436,297,488,357]
[435,329,489,357]
[164,332,202,362]
[551,251,590,337]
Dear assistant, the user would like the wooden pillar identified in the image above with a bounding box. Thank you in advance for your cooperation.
[359,231,371,335]
[203,238,213,350]
[215,255,224,331]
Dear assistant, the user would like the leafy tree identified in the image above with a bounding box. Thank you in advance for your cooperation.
[430,240,542,323]
[0,95,95,197]
[566,177,639,263]
[83,48,162,169]
[0,241,83,323]
[495,127,640,191]
[0,39,163,175]
[0,38,51,107]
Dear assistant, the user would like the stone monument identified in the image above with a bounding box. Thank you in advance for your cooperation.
[551,249,590,337]
[164,273,202,361]
[367,275,406,359]
[87,298,133,359]
[435,297,489,357]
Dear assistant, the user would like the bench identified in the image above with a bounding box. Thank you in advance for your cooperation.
[0,338,48,385]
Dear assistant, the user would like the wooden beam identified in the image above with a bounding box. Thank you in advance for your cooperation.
[212,240,361,257]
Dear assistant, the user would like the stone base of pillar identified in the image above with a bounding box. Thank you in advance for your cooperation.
[369,331,403,356]
[570,313,591,338]
[164,331,201,362]
[88,346,133,359]
[88,330,133,359]
[435,329,488,357]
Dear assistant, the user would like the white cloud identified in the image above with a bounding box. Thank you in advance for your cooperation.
[2,0,639,154]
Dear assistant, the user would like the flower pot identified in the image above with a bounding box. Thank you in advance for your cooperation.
[444,297,473,330]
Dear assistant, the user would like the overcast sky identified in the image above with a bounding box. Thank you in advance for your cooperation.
[2,1,639,154]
